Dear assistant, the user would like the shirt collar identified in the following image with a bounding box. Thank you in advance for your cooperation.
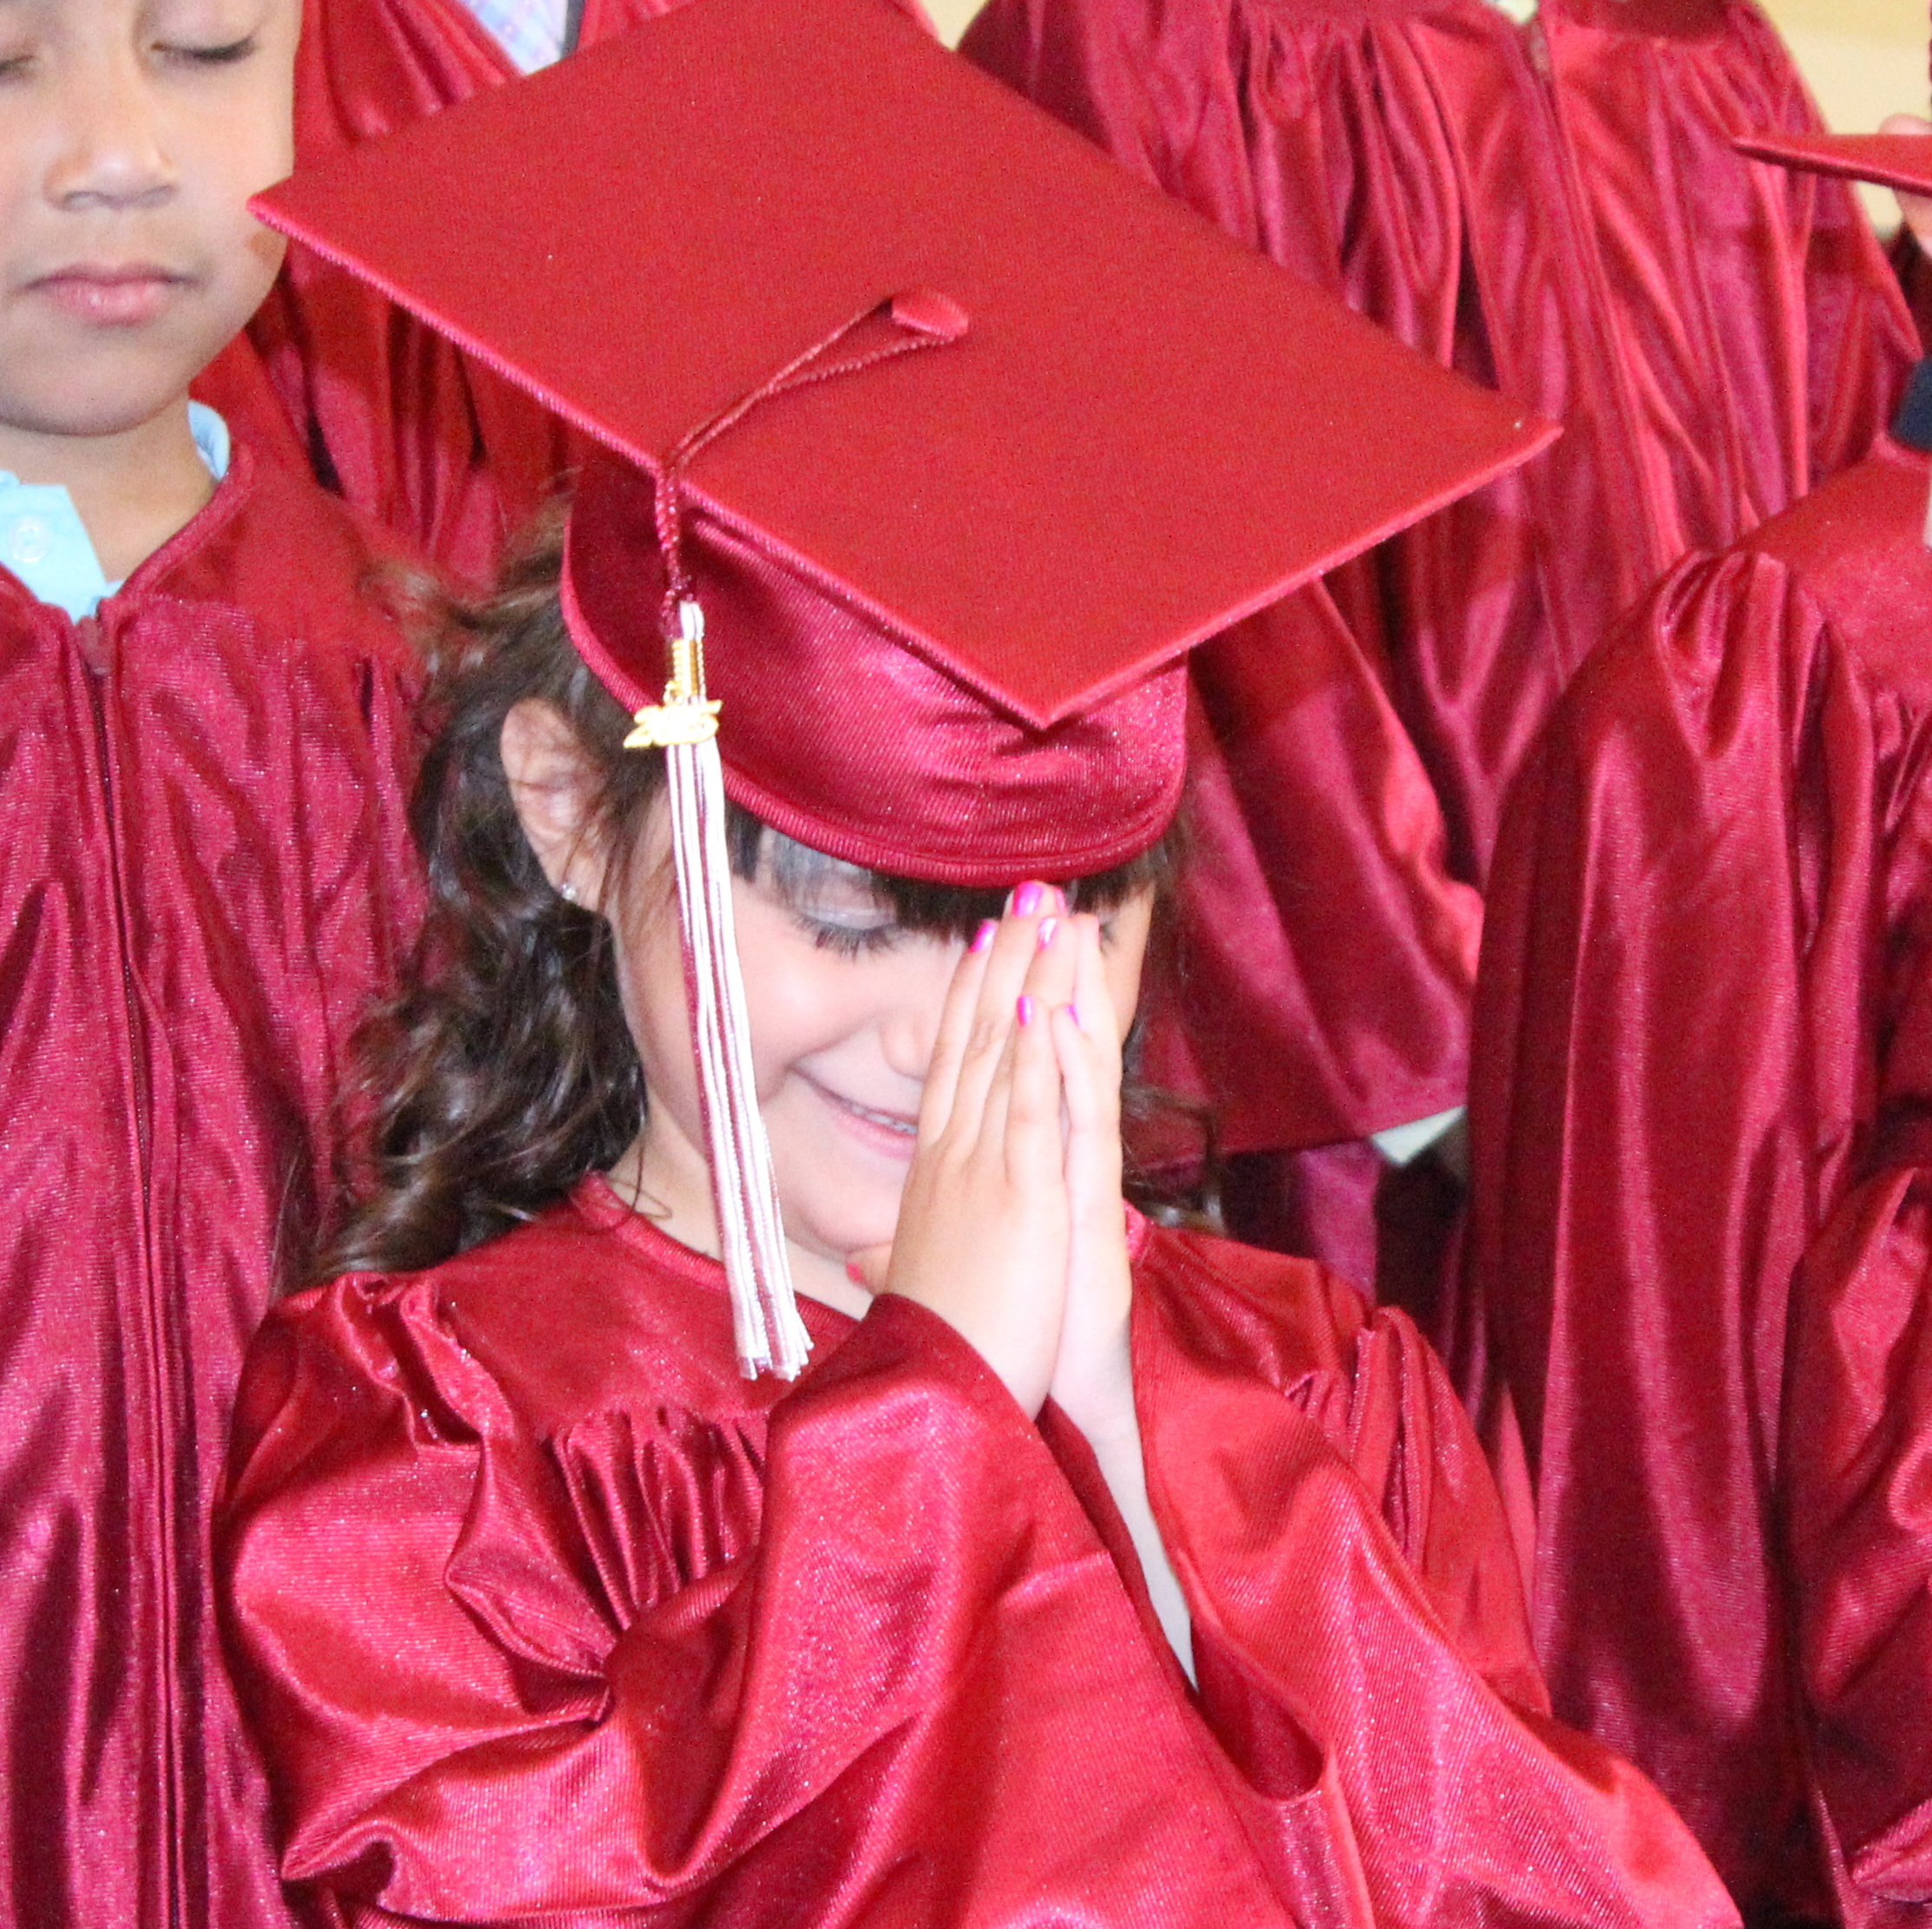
[0,401,231,621]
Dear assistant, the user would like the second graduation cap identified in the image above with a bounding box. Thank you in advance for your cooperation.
[252,0,1554,1375]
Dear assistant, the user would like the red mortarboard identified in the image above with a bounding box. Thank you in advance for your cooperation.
[1734,131,1932,199]
[1736,16,1932,200]
[251,0,1554,1374]
[254,0,1551,876]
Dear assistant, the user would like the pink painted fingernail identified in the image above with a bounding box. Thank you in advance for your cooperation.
[1067,1001,1083,1032]
[1013,881,1045,917]
[1037,916,1058,950]
[1017,994,1036,1027]
[970,919,996,954]
[845,1260,867,1285]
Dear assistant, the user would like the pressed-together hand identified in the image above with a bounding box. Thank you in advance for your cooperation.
[1044,915,1136,1438]
[881,884,1081,1416]
[878,888,1191,1667]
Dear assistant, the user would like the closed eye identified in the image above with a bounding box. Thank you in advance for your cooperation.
[158,33,256,63]
[795,913,902,958]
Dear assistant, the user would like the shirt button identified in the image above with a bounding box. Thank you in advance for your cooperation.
[10,517,53,567]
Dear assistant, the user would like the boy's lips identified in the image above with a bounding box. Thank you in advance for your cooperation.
[29,266,191,326]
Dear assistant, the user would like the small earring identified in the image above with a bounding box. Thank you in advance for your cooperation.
[560,879,580,905]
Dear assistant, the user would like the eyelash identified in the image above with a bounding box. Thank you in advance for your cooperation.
[797,915,901,958]
[160,35,257,64]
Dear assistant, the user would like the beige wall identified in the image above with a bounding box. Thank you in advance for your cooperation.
[931,0,1924,220]
[1761,0,1923,224]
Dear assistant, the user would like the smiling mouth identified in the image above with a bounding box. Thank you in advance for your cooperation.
[805,1076,920,1152]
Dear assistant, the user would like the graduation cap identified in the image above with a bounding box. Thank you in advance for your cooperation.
[252,0,1554,1376]
[1733,130,1932,200]
[1734,12,1932,202]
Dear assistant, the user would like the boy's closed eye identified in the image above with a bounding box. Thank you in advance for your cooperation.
[145,0,271,66]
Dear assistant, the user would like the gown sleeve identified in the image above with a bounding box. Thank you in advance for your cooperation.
[1782,1166,1932,1929]
[1133,1235,1740,1929]
[220,1274,1300,1926]
[193,0,575,584]
[1461,532,1932,1919]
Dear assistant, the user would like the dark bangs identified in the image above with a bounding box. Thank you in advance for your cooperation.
[724,810,1178,938]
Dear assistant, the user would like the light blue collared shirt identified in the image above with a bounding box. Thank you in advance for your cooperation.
[0,402,232,621]
[459,0,567,71]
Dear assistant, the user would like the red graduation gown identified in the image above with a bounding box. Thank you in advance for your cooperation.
[1464,438,1932,1924]
[961,0,1913,1300]
[962,0,1913,885]
[192,0,573,587]
[0,445,426,1929]
[1784,1166,1932,1929]
[220,1176,1734,1928]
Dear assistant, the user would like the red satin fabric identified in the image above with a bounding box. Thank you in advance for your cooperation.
[192,0,575,586]
[1783,1168,1932,1929]
[0,449,426,1929]
[566,458,1189,885]
[1139,588,1481,1158]
[1464,440,1932,1925]
[960,0,1914,1294]
[220,1175,1734,1927]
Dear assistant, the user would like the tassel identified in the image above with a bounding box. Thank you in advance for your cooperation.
[631,601,810,1378]
[617,297,970,1377]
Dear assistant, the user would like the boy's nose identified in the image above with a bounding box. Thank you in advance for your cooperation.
[46,66,178,209]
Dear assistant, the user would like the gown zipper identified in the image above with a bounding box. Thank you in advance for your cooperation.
[77,607,185,1929]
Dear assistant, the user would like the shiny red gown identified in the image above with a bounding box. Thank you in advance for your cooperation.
[962,0,1915,1304]
[193,0,572,587]
[1464,438,1932,1926]
[1785,1167,1932,1929]
[0,445,426,1929]
[199,0,938,588]
[221,1176,1737,1929]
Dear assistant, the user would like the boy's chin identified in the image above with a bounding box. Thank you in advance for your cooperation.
[0,315,251,443]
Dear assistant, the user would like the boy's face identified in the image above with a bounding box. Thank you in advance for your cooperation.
[0,0,297,443]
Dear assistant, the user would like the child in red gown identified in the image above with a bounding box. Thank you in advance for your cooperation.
[0,0,426,1925]
[960,0,1918,1318]
[1467,119,1932,1929]
[217,5,1734,1922]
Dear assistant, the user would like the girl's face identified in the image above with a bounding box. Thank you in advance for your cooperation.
[608,810,1154,1314]
[500,697,1154,1315]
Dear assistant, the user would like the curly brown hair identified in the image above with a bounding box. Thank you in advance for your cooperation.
[324,516,1192,1282]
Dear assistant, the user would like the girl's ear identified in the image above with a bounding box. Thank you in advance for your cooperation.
[501,699,610,908]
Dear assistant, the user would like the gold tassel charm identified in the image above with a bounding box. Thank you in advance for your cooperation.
[625,600,723,749]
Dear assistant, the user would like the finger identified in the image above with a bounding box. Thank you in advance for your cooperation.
[1017,899,1080,1019]
[1051,1001,1120,1149]
[1002,984,1070,1185]
[1064,915,1122,1076]
[844,1243,894,1295]
[919,918,999,1139]
[944,884,1064,1140]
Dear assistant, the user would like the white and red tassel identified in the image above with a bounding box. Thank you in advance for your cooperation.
[626,600,809,1379]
